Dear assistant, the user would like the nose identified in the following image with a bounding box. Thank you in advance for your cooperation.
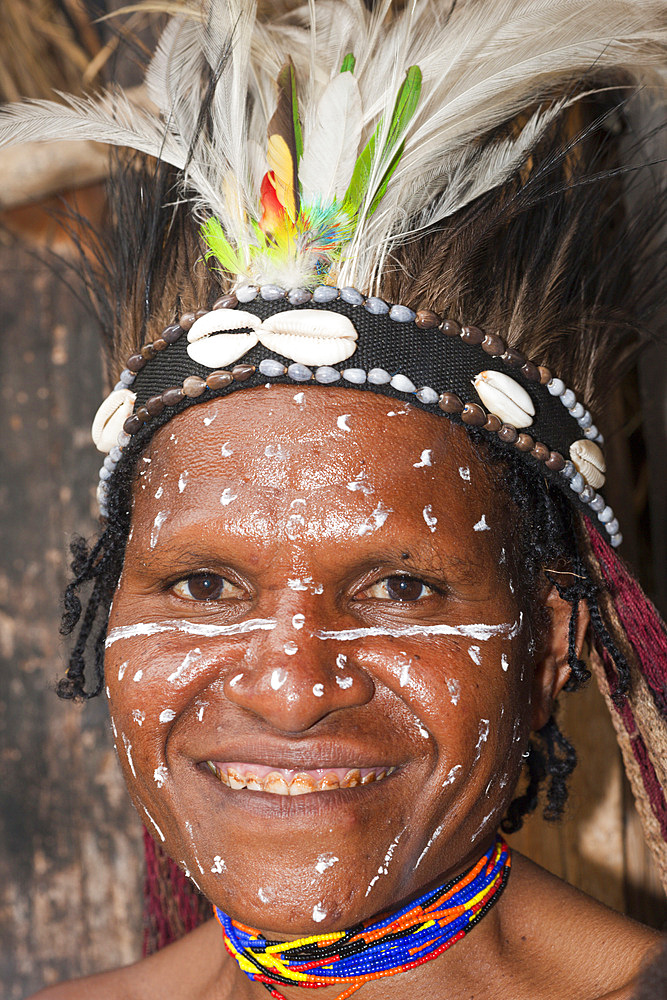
[223,623,374,733]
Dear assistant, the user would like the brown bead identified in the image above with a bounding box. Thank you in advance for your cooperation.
[126,353,147,373]
[232,363,256,382]
[502,348,526,367]
[481,333,505,356]
[538,366,552,385]
[145,395,165,417]
[415,309,441,330]
[498,423,518,443]
[460,325,484,345]
[178,312,196,332]
[195,308,208,318]
[152,338,168,352]
[440,319,462,337]
[515,433,534,452]
[531,441,550,462]
[206,371,234,390]
[521,361,540,382]
[461,402,486,426]
[162,387,185,406]
[438,392,464,414]
[483,414,502,433]
[141,343,157,360]
[545,450,565,472]
[182,375,207,398]
[135,406,150,423]
[163,323,184,344]
[123,413,144,435]
[212,293,238,310]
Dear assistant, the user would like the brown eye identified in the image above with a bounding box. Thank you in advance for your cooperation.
[365,575,433,602]
[172,573,243,602]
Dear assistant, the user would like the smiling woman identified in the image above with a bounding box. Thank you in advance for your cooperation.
[3,1,667,999]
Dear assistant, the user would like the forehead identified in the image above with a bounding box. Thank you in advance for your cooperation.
[132,386,507,550]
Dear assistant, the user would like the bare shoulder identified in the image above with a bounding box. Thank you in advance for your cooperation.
[505,852,662,999]
[24,920,226,1000]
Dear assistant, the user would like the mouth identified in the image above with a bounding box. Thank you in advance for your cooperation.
[204,761,397,795]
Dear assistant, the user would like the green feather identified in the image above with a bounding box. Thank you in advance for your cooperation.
[340,53,355,74]
[343,65,422,214]
[201,217,242,274]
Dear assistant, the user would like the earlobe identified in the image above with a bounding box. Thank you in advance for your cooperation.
[530,582,591,731]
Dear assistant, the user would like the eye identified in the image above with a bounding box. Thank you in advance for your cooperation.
[172,572,244,602]
[363,575,434,602]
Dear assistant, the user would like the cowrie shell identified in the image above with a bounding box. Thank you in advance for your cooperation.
[91,388,136,453]
[258,310,358,366]
[187,309,262,343]
[473,371,535,428]
[569,439,606,488]
[187,332,259,368]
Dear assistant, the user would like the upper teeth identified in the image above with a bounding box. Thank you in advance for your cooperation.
[204,762,395,795]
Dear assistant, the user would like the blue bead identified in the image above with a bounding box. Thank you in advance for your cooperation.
[288,288,312,305]
[560,388,576,408]
[578,411,593,428]
[416,387,439,404]
[599,505,614,523]
[236,285,258,303]
[605,518,620,535]
[288,363,312,382]
[561,460,575,480]
[569,472,585,493]
[313,285,339,303]
[368,368,391,385]
[610,533,623,548]
[119,369,135,386]
[315,366,340,384]
[260,284,285,301]
[342,368,366,384]
[340,286,364,305]
[389,304,416,323]
[390,373,416,393]
[259,359,286,376]
[589,493,605,512]
[364,296,389,315]
[547,378,565,396]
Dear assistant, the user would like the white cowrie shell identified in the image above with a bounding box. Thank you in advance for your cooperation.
[258,309,358,366]
[569,439,606,488]
[473,371,535,428]
[187,333,259,368]
[91,388,136,453]
[187,309,262,343]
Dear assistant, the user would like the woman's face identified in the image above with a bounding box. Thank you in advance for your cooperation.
[106,386,550,934]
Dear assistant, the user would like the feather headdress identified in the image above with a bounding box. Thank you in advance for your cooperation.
[0,0,664,292]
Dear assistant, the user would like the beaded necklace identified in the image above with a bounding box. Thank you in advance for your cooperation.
[215,835,511,999]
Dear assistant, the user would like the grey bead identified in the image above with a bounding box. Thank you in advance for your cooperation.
[260,284,285,301]
[583,424,599,440]
[315,366,340,384]
[288,288,312,305]
[119,369,136,386]
[547,378,565,396]
[560,388,576,408]
[364,296,389,315]
[578,411,593,429]
[599,505,614,523]
[416,387,439,405]
[236,285,258,303]
[569,472,585,493]
[605,518,620,535]
[259,358,287,377]
[389,304,416,323]
[589,493,605,512]
[342,368,366,384]
[610,533,623,548]
[580,485,595,503]
[103,455,117,472]
[594,433,605,445]
[561,460,576,480]
[99,466,112,481]
[569,402,585,419]
[288,363,312,382]
[390,373,416,393]
[114,381,125,392]
[368,368,391,385]
[313,285,339,303]
[340,286,364,305]
[117,431,131,447]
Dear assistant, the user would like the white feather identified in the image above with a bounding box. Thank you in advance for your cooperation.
[299,71,363,205]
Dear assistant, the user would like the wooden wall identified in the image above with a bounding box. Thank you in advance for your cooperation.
[0,199,665,999]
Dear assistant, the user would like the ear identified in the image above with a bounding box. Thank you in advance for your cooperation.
[530,582,590,731]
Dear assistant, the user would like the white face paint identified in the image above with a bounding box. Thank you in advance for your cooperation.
[118,661,128,681]
[315,854,339,875]
[357,501,392,537]
[159,708,176,723]
[150,510,168,548]
[316,614,522,643]
[284,641,298,655]
[287,577,323,595]
[121,733,136,777]
[501,653,509,672]
[443,764,462,787]
[336,676,353,689]
[293,392,305,406]
[473,718,490,764]
[468,645,482,665]
[168,647,203,686]
[458,466,471,481]
[132,668,143,682]
[422,505,437,532]
[143,807,165,842]
[365,827,406,896]
[211,855,226,874]
[220,487,238,506]
[473,514,490,531]
[312,683,324,697]
[132,709,145,726]
[398,657,411,687]
[270,668,287,690]
[337,414,351,432]
[258,887,270,903]
[413,450,432,468]
[336,653,347,670]
[220,440,233,456]
[203,414,217,427]
[413,821,445,870]
[154,485,164,499]
[105,617,277,647]
[153,764,168,788]
[229,672,244,687]
[292,614,305,630]
[178,471,189,493]
[446,678,460,705]
[312,903,327,922]
[347,473,374,495]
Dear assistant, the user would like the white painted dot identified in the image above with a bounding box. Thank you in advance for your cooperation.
[312,903,327,922]
[229,672,244,687]
[270,669,287,690]
[422,505,437,533]
[501,654,509,672]
[292,614,305,630]
[413,450,432,468]
[153,764,168,787]
[473,514,490,531]
[220,440,233,456]
[336,653,347,670]
[221,487,238,506]
[284,641,298,655]
[313,683,324,697]
[159,709,176,723]
[211,855,226,873]
[336,675,353,689]
[132,709,145,726]
[337,414,351,432]
[133,669,143,682]
[468,645,481,665]
[458,467,470,481]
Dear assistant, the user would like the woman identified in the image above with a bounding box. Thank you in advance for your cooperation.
[4,1,666,997]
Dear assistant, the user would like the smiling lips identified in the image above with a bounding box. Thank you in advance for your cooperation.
[204,761,396,795]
